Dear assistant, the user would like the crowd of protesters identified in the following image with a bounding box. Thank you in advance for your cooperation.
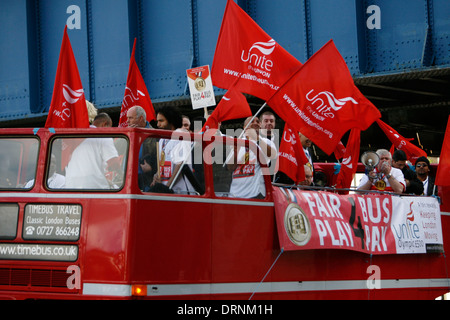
[73,100,438,198]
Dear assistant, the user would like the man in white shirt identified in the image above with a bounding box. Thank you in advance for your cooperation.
[227,116,277,199]
[65,114,121,189]
[357,149,405,193]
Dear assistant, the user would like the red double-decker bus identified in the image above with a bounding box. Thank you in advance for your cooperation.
[0,127,449,299]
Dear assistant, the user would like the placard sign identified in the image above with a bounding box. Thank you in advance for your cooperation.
[23,204,82,241]
[274,189,443,254]
[186,65,216,109]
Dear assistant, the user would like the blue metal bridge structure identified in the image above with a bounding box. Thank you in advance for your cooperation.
[0,0,449,155]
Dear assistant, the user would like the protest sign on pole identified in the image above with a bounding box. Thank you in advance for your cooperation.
[186,65,216,110]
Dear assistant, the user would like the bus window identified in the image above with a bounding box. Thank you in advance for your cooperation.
[49,136,128,190]
[139,136,204,195]
[0,138,39,189]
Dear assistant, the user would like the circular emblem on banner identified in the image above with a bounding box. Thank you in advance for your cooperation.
[284,203,311,246]
[194,76,206,92]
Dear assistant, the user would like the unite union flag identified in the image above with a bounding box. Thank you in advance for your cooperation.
[375,119,427,163]
[335,128,361,191]
[267,40,381,155]
[277,123,308,184]
[212,0,302,101]
[45,26,89,128]
[118,38,156,127]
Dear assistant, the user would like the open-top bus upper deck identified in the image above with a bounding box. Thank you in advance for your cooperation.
[0,127,449,300]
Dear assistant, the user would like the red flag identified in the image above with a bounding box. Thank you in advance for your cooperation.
[201,83,252,133]
[335,128,361,190]
[45,26,89,128]
[376,119,427,163]
[436,115,450,186]
[119,38,156,127]
[211,0,302,101]
[277,124,308,184]
[334,141,346,160]
[267,40,381,155]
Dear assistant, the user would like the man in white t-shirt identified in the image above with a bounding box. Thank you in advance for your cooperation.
[357,149,405,193]
[227,116,277,199]
[65,114,121,189]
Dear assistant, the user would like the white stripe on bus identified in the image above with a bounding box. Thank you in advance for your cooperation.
[82,278,450,297]
[0,193,274,207]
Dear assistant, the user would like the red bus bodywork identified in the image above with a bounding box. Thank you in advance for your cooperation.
[0,127,449,300]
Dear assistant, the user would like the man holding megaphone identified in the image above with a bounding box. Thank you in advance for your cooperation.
[357,149,406,194]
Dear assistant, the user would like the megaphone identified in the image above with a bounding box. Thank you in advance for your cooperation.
[361,151,379,172]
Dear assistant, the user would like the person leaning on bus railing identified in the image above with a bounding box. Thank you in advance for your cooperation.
[227,116,277,199]
[357,149,405,194]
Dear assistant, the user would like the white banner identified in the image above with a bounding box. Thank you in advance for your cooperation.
[391,196,443,254]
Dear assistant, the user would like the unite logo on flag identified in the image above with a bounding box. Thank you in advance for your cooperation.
[282,127,297,144]
[52,84,84,122]
[240,39,275,78]
[306,89,358,119]
[341,156,353,169]
[62,84,84,104]
[122,87,146,109]
[280,128,299,166]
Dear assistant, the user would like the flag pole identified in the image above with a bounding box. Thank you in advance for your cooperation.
[238,102,266,138]
[223,102,267,167]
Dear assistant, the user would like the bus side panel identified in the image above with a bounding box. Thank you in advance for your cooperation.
[130,198,212,283]
[211,202,277,283]
[83,199,132,283]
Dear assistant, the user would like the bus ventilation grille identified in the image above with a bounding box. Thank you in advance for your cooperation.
[0,268,70,288]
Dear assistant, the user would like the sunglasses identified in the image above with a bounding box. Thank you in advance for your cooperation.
[416,163,428,168]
